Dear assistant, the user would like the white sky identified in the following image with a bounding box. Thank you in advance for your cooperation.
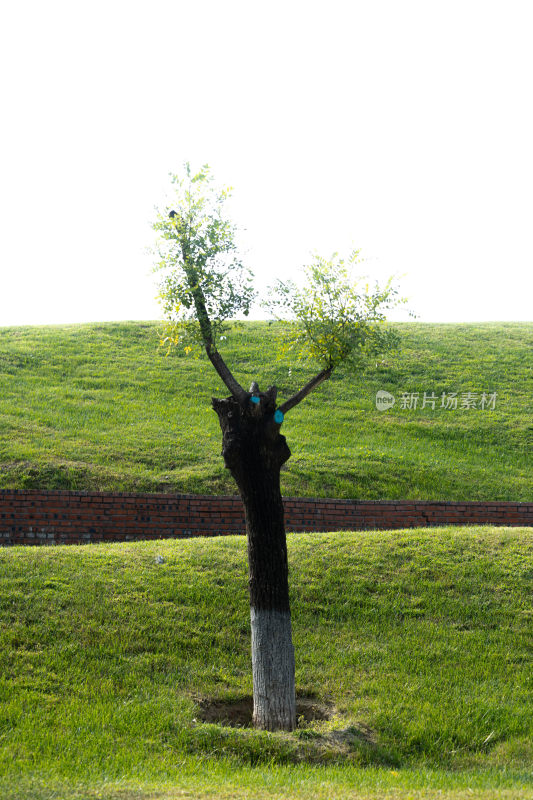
[1,0,532,326]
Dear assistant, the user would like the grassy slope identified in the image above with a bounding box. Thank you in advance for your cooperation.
[0,320,531,499]
[0,527,532,799]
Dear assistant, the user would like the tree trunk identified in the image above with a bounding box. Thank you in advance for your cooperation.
[212,391,296,731]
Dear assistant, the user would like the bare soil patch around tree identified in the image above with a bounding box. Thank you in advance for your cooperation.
[196,695,334,727]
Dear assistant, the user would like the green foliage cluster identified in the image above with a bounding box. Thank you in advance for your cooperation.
[0,527,531,798]
[264,250,409,369]
[152,163,255,353]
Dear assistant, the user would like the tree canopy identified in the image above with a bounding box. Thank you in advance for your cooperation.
[264,251,405,370]
[152,162,255,353]
[152,162,408,410]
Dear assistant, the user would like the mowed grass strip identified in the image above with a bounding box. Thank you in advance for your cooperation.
[0,320,531,499]
[0,526,531,799]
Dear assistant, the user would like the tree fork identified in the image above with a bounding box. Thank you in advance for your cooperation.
[212,392,296,731]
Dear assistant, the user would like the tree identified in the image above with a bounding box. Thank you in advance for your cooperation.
[152,163,407,731]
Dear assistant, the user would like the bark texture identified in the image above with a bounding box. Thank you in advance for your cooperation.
[212,389,296,731]
[250,608,295,730]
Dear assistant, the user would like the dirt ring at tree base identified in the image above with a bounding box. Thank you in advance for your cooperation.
[196,695,334,728]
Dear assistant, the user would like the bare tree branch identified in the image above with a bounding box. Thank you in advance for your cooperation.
[278,366,333,415]
[207,347,248,404]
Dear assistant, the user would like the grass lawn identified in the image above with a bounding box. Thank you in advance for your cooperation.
[0,320,531,499]
[0,526,531,799]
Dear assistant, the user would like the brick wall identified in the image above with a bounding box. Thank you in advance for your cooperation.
[0,490,531,546]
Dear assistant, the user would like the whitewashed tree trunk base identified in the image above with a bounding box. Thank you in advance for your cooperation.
[250,607,296,731]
